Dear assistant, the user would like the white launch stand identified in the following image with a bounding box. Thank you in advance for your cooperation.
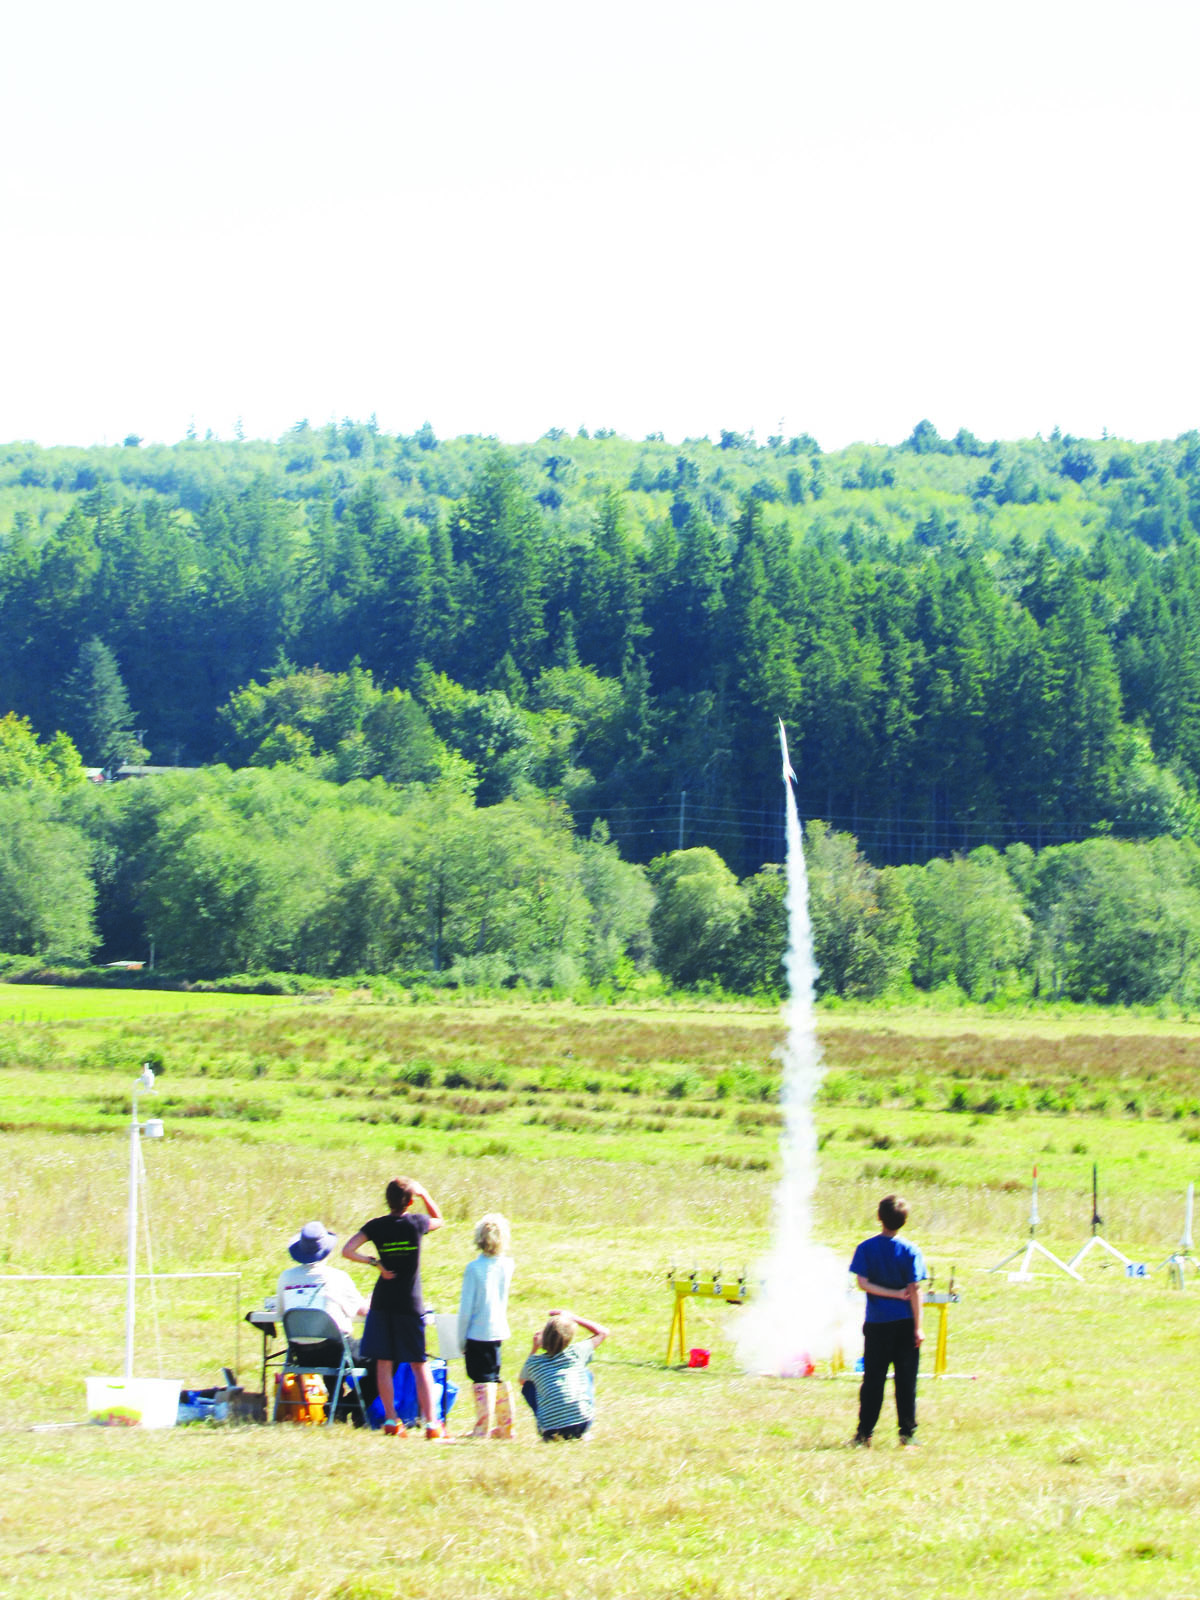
[1156,1182,1200,1290]
[1067,1163,1131,1272]
[988,1166,1081,1280]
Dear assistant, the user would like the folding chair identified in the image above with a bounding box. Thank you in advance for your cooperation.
[280,1308,369,1426]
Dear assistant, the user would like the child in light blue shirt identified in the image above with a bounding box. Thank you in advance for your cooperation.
[457,1212,514,1437]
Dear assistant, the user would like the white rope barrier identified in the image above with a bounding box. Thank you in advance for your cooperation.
[0,1273,242,1281]
[0,1272,245,1372]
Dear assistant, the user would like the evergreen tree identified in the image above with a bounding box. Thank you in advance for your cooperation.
[62,638,148,770]
[450,455,547,679]
[1042,565,1125,832]
[575,490,644,674]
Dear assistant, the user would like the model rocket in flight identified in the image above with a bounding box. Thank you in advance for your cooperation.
[778,719,797,787]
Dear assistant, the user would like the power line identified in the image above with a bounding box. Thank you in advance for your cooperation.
[571,794,1122,867]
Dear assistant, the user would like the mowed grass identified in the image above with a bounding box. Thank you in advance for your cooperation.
[1,996,1199,1599]
[0,981,289,1023]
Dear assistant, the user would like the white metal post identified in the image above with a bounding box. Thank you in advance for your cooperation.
[124,1066,155,1379]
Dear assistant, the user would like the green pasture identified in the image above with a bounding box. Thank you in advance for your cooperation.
[0,982,288,1024]
[1,997,1199,1599]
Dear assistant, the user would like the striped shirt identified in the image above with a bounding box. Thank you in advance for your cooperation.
[519,1339,595,1434]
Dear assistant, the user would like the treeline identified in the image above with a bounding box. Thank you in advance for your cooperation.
[646,826,1200,1008]
[1,425,1200,871]
[3,723,1200,1007]
[0,735,650,988]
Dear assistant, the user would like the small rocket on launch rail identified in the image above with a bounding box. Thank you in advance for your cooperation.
[778,719,797,788]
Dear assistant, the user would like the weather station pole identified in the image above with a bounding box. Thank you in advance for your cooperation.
[124,1065,162,1378]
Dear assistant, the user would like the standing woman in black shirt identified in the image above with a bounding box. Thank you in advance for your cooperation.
[343,1175,445,1438]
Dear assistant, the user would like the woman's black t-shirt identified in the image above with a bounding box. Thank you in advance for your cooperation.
[362,1211,432,1315]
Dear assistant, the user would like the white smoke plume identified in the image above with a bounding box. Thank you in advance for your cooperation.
[733,726,860,1374]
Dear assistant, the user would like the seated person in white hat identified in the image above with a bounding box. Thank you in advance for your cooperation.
[276,1221,369,1368]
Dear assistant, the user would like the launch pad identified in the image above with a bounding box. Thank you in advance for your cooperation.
[664,1264,961,1377]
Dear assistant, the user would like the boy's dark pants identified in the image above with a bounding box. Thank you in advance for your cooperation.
[857,1319,919,1440]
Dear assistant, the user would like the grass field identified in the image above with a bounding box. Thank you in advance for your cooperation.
[1,994,1199,1599]
[0,982,289,1024]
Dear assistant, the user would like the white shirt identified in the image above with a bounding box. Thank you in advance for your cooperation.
[276,1259,367,1340]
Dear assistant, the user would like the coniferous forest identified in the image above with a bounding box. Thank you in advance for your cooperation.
[3,420,1200,1003]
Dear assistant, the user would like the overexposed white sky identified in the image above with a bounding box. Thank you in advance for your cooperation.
[2,0,1197,450]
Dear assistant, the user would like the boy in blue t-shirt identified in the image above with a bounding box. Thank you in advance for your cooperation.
[849,1194,925,1447]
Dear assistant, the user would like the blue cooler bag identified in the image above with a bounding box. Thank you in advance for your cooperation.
[368,1358,457,1429]
[177,1388,230,1423]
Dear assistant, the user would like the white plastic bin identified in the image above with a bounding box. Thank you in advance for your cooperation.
[86,1376,181,1428]
[433,1313,462,1360]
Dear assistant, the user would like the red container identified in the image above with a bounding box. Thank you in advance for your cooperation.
[780,1353,815,1378]
[687,1347,710,1368]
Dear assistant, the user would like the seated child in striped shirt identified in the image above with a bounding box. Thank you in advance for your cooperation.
[518,1307,609,1441]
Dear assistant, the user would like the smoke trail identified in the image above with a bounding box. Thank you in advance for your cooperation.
[733,726,859,1374]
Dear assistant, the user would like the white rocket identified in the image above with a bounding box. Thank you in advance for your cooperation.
[778,719,797,787]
